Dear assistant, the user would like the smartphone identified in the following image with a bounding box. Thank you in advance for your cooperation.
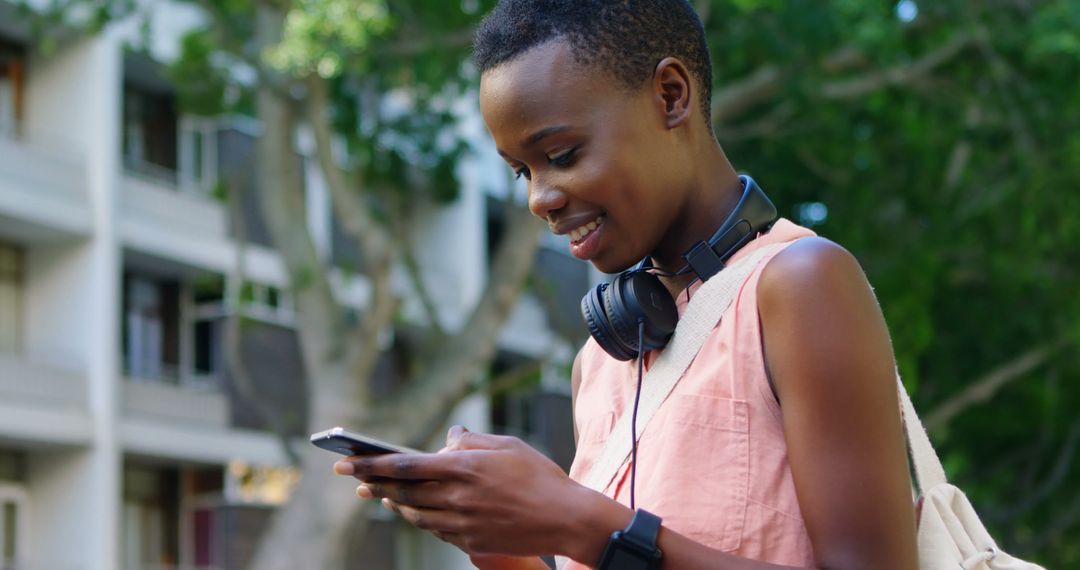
[310,427,421,456]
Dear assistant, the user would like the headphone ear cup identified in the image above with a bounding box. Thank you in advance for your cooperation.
[601,275,640,361]
[605,273,642,354]
[581,283,635,361]
[616,272,678,352]
[581,270,679,361]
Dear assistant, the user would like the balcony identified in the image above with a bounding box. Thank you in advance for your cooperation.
[122,378,228,428]
[0,352,91,446]
[120,378,289,466]
[0,136,91,243]
[119,172,234,269]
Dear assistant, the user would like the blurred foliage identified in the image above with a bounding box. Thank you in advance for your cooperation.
[25,0,1078,564]
[265,0,391,78]
[707,0,1079,564]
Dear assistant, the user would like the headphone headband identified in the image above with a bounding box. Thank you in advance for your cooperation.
[580,174,779,361]
[682,175,777,281]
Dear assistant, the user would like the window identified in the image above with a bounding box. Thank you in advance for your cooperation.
[184,467,224,568]
[0,243,21,354]
[122,466,179,570]
[0,42,23,138]
[485,196,508,266]
[236,280,294,325]
[123,274,180,382]
[0,484,28,570]
[0,451,24,484]
[178,117,219,196]
[123,86,179,183]
[188,275,226,386]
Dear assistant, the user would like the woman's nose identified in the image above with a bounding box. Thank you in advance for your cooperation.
[528,181,569,221]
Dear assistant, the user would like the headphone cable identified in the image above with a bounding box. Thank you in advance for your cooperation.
[630,318,646,511]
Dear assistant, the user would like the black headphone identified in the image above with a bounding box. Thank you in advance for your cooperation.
[580,175,779,361]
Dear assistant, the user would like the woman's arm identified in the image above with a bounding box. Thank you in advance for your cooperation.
[757,237,918,569]
[468,554,552,570]
[340,435,809,569]
[335,237,918,569]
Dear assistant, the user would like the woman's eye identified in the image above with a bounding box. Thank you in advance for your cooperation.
[549,147,579,167]
[514,166,532,181]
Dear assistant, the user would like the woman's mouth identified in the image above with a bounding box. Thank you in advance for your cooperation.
[568,215,605,260]
[568,215,604,243]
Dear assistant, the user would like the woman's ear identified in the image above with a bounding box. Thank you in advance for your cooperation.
[653,57,694,130]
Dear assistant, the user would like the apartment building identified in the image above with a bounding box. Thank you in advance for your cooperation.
[0,3,583,569]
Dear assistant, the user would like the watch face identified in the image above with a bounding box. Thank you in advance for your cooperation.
[608,548,648,567]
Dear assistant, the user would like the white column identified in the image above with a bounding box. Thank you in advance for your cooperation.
[22,30,123,570]
[83,29,124,570]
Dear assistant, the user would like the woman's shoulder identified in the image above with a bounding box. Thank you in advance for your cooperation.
[757,236,869,311]
[755,234,895,401]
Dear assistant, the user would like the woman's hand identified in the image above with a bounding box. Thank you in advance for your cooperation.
[467,554,552,570]
[334,426,601,559]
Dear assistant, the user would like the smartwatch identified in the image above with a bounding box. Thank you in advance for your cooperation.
[596,509,663,569]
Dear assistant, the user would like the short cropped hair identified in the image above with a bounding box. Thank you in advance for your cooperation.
[474,0,714,126]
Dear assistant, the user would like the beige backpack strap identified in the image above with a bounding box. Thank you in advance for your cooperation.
[581,242,789,494]
[896,375,948,492]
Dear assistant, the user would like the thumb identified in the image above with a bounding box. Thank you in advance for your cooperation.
[445,426,511,451]
[444,424,471,450]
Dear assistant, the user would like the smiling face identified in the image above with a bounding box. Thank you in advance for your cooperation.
[479,40,698,274]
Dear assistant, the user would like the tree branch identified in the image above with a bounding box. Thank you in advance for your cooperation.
[714,101,798,143]
[253,8,354,406]
[989,422,1080,523]
[942,104,982,195]
[414,359,544,452]
[818,31,983,100]
[306,73,403,400]
[377,27,476,57]
[1025,496,1080,553]
[820,45,870,73]
[924,335,1072,431]
[399,233,446,337]
[794,145,852,187]
[711,64,785,124]
[376,203,543,446]
[974,35,1039,160]
[191,0,295,100]
[306,74,394,264]
[711,31,980,126]
[224,190,301,466]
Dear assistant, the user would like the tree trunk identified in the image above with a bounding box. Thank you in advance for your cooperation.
[242,2,547,565]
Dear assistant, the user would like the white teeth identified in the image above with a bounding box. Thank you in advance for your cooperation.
[568,215,605,243]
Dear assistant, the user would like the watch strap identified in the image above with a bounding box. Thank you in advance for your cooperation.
[621,509,662,553]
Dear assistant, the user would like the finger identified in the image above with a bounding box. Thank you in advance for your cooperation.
[361,480,451,509]
[433,531,469,552]
[336,452,462,481]
[445,424,470,448]
[394,503,463,534]
[453,430,517,452]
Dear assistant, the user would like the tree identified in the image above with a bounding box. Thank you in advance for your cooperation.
[247,4,548,567]
[26,0,543,567]
[697,1,1080,565]
[29,0,1080,567]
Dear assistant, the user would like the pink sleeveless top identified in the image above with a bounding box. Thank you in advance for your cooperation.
[566,219,818,568]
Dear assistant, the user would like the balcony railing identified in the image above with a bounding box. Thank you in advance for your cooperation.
[0,352,87,411]
[0,135,90,239]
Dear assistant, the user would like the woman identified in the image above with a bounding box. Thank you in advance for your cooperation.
[334,1,918,568]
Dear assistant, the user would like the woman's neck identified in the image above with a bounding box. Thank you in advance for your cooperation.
[651,146,744,297]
